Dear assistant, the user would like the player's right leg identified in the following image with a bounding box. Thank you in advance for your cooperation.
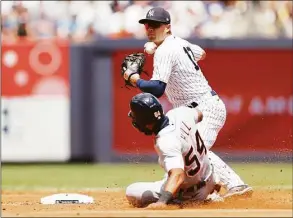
[125,175,167,207]
[196,97,253,198]
[208,151,253,198]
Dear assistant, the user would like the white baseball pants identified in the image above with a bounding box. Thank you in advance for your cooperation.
[125,172,218,207]
[196,95,246,190]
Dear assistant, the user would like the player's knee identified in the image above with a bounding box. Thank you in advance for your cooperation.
[125,183,143,207]
[125,183,139,206]
[126,184,157,208]
[126,183,138,198]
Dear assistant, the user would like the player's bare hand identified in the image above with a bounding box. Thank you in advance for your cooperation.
[145,202,168,210]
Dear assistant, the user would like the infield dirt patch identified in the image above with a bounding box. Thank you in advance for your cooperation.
[2,188,292,217]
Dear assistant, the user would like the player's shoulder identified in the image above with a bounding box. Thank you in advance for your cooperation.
[166,106,198,127]
[155,40,176,55]
[155,131,181,153]
[166,106,194,118]
[156,35,184,54]
[156,111,181,150]
[172,36,191,48]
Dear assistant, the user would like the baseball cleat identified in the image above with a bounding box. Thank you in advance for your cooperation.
[223,184,253,199]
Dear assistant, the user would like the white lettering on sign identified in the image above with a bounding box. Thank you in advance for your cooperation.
[248,96,264,115]
[266,96,287,114]
[221,95,292,115]
[248,96,292,115]
[288,96,293,116]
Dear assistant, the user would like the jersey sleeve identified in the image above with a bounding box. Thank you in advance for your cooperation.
[189,43,205,62]
[151,47,176,83]
[156,136,184,173]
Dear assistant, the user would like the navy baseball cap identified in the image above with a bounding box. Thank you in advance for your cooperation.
[139,7,171,24]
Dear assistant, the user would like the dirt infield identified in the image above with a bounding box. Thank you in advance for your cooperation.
[2,188,292,217]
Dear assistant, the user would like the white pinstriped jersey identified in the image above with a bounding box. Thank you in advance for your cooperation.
[155,106,212,188]
[151,35,212,108]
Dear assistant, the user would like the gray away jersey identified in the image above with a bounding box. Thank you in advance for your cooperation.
[155,106,212,189]
[151,35,212,108]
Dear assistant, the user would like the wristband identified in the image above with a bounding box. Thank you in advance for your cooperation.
[157,190,173,204]
[127,72,138,86]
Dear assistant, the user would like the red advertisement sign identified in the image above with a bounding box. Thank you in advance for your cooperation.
[2,39,69,96]
[112,48,292,154]
[1,40,70,163]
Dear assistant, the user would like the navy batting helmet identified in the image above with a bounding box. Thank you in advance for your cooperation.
[128,93,165,135]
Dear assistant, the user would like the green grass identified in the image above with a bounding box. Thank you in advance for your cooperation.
[1,163,292,190]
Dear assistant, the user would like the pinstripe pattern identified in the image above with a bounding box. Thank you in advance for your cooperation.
[195,96,245,190]
[151,35,226,151]
[208,151,245,190]
[151,35,211,108]
[196,95,227,150]
[149,35,247,192]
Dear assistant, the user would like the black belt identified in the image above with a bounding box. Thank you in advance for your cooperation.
[187,90,217,108]
[186,180,206,192]
[177,180,220,201]
[177,180,206,200]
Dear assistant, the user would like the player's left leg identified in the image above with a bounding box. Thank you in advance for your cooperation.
[125,174,167,207]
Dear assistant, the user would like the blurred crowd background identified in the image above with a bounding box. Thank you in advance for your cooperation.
[1,0,292,43]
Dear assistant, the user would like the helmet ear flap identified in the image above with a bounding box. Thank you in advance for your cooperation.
[129,93,164,135]
[128,110,153,135]
[132,120,153,135]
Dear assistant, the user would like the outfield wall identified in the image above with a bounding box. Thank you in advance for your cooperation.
[1,40,70,162]
[1,38,292,162]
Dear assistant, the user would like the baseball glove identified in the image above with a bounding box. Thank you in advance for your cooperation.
[121,53,146,87]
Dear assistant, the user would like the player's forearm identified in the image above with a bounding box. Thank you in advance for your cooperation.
[164,168,185,194]
[157,168,185,204]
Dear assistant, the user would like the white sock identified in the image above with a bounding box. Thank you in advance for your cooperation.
[208,150,245,190]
